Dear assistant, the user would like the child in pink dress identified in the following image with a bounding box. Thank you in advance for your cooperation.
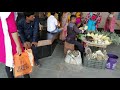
[0,12,30,78]
[104,12,120,32]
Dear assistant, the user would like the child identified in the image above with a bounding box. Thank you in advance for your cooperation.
[104,12,120,33]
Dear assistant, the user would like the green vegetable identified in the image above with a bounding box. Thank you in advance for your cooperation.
[94,30,120,45]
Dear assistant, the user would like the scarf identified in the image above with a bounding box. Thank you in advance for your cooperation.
[0,12,13,68]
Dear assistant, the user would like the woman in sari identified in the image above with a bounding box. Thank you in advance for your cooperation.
[60,12,69,41]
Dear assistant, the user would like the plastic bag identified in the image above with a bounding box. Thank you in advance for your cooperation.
[25,49,34,66]
[65,50,82,65]
[13,50,33,77]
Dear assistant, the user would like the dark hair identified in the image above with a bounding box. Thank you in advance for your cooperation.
[51,12,56,15]
[24,12,35,17]
[70,15,76,21]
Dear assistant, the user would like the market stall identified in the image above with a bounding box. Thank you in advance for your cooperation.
[77,27,120,69]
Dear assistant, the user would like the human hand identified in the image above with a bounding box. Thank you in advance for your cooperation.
[16,45,22,55]
[24,42,31,49]
[31,42,38,47]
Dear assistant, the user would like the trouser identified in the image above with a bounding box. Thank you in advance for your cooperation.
[67,40,84,52]
[5,66,30,78]
[67,40,85,63]
[49,28,62,34]
[31,45,39,64]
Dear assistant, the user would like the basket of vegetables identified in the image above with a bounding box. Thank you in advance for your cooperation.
[84,32,112,48]
[84,50,108,69]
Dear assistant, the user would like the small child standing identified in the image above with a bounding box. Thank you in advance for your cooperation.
[104,12,120,33]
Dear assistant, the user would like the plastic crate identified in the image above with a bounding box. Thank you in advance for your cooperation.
[83,57,107,69]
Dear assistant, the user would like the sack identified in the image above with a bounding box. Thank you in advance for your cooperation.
[65,50,82,65]
[25,49,34,66]
[13,51,33,77]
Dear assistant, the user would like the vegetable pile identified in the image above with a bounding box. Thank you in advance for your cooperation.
[86,49,108,61]
[86,32,112,46]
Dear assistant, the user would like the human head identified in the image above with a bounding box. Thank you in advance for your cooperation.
[51,12,56,16]
[24,12,35,21]
[70,15,76,23]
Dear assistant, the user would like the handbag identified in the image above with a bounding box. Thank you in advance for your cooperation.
[65,50,82,65]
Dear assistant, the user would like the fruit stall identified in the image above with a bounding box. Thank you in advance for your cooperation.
[77,26,120,69]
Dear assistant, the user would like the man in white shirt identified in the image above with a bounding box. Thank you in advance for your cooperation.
[47,12,62,33]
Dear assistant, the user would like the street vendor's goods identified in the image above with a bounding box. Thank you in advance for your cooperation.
[86,50,108,61]
[94,31,120,45]
[86,36,94,42]
[79,25,88,31]
[65,50,82,65]
[86,32,112,46]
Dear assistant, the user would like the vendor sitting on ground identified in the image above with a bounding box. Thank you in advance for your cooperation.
[17,12,40,66]
[47,12,62,34]
[66,15,85,60]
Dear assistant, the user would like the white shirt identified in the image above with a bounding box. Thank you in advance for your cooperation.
[47,15,58,32]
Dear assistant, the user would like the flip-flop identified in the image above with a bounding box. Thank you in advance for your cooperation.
[35,62,41,67]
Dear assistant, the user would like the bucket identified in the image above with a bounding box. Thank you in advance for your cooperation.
[106,54,119,70]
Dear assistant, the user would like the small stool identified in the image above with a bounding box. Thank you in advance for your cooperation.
[64,41,74,55]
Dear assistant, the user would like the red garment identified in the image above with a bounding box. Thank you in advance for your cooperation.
[0,12,24,64]
[85,12,102,29]
[104,15,116,32]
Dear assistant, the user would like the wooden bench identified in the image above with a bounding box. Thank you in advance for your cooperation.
[37,30,59,59]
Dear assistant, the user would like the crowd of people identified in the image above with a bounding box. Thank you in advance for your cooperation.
[0,12,120,78]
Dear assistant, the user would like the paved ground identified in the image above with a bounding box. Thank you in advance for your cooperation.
[0,44,120,78]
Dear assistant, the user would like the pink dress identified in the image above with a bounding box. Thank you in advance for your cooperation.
[60,12,69,41]
[0,12,23,64]
[104,15,116,32]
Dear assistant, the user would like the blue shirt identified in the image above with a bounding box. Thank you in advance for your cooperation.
[17,17,39,43]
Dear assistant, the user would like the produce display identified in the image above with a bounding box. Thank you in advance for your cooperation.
[86,50,108,61]
[86,32,112,46]
[94,30,120,45]
[86,36,94,42]
[79,25,88,31]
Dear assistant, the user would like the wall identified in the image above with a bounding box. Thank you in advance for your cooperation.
[82,12,120,29]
